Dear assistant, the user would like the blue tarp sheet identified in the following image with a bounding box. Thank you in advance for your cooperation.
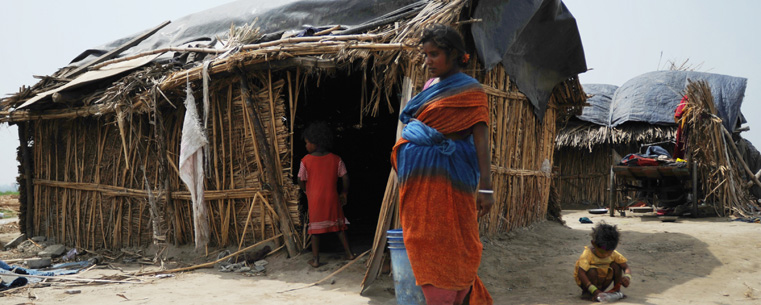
[577,83,616,126]
[609,71,747,131]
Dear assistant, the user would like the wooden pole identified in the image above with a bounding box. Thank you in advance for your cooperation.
[8,274,145,284]
[746,169,761,187]
[62,20,171,78]
[19,122,35,236]
[608,166,615,217]
[721,126,761,189]
[692,155,699,217]
[236,68,298,258]
[136,233,283,276]
[152,100,171,244]
[280,249,370,293]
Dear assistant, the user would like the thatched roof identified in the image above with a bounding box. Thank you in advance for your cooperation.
[556,82,675,150]
[556,120,676,151]
[0,0,587,123]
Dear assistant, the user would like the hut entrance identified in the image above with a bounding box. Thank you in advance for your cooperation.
[291,71,398,248]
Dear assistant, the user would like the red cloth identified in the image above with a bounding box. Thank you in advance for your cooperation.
[422,284,469,305]
[299,153,348,234]
[674,95,689,159]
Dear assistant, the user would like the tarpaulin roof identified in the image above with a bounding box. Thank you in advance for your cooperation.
[54,0,585,120]
[471,0,587,121]
[577,84,616,126]
[70,0,421,67]
[610,70,747,132]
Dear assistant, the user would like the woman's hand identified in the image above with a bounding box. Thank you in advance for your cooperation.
[477,192,494,217]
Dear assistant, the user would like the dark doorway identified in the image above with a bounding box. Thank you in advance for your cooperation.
[289,68,399,250]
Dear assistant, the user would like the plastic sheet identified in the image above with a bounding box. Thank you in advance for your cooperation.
[610,71,747,132]
[472,0,587,121]
[577,84,617,125]
[70,0,420,66]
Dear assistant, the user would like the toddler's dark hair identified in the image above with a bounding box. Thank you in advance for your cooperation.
[302,121,333,151]
[420,24,469,68]
[591,223,619,251]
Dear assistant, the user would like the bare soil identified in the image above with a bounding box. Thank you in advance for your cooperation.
[2,201,761,304]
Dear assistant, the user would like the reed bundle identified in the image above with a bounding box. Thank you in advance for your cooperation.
[683,80,759,216]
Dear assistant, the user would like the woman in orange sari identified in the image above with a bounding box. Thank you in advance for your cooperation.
[391,24,494,305]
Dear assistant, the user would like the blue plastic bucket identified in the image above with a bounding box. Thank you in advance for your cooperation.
[387,228,426,305]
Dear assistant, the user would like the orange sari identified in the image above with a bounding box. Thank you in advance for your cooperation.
[391,72,492,305]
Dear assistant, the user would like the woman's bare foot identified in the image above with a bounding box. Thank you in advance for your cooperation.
[345,253,356,260]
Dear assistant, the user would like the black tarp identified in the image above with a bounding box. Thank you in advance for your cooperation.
[577,84,616,126]
[609,71,747,132]
[70,0,421,66]
[65,0,586,121]
[471,0,587,121]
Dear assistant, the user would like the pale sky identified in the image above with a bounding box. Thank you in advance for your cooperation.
[1,0,760,187]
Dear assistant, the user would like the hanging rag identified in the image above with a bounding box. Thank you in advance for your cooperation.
[179,83,210,252]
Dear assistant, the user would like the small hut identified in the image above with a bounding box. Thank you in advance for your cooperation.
[1,0,587,260]
[554,71,749,210]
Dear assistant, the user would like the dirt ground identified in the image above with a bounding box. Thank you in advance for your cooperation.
[2,196,761,304]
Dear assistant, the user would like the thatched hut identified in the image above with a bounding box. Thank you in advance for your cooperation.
[554,71,749,209]
[1,0,587,261]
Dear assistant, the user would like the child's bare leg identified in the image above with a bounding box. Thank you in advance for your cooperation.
[309,234,321,267]
[609,263,623,292]
[337,230,355,260]
[580,268,613,301]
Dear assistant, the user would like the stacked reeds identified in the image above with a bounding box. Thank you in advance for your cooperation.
[683,80,759,216]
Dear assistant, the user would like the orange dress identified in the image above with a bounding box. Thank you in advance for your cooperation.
[299,153,349,234]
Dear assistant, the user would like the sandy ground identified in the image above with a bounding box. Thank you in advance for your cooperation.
[2,201,761,304]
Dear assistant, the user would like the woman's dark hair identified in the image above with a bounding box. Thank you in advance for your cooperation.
[302,121,333,151]
[591,223,620,251]
[420,24,469,68]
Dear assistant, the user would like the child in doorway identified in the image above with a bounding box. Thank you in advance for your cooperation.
[298,122,354,268]
[574,223,633,301]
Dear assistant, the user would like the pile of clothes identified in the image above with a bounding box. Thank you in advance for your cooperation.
[619,145,686,167]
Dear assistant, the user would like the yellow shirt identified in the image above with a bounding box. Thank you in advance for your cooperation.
[574,246,627,285]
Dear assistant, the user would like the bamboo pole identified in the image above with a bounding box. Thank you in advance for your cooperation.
[153,97,172,245]
[94,34,382,70]
[32,179,271,200]
[721,126,761,189]
[236,68,298,257]
[9,274,145,284]
[280,250,370,293]
[136,233,283,276]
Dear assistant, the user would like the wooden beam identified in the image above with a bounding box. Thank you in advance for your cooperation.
[0,103,116,122]
[721,126,761,189]
[63,20,170,78]
[19,122,35,236]
[236,68,299,258]
[33,179,270,201]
